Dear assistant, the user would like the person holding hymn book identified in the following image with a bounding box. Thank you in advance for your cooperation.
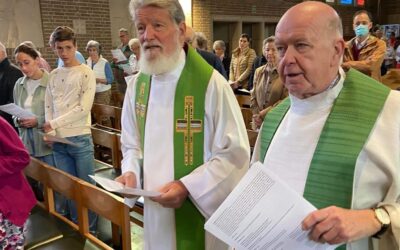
[115,0,249,249]
[251,2,399,249]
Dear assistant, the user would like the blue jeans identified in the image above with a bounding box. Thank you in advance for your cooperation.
[53,134,98,232]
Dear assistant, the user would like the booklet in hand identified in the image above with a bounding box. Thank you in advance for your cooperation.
[89,175,161,197]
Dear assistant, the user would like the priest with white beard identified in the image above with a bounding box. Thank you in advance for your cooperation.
[115,1,250,250]
[252,2,399,250]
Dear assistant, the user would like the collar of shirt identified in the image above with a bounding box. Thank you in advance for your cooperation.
[355,35,370,50]
[289,67,346,114]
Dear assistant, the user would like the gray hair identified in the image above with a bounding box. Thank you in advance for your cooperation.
[193,32,207,50]
[213,40,226,51]
[0,42,6,56]
[128,38,141,48]
[86,40,102,55]
[119,28,129,34]
[129,0,185,25]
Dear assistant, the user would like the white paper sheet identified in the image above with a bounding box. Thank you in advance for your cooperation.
[111,49,127,63]
[0,103,35,119]
[40,132,78,146]
[120,63,134,75]
[89,175,161,197]
[205,162,338,250]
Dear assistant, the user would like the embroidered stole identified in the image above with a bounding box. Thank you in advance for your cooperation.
[135,46,213,249]
[259,69,390,249]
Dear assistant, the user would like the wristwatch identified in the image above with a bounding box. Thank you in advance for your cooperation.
[372,207,391,238]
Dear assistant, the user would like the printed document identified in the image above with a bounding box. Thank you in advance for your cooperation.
[90,175,161,198]
[40,132,78,146]
[0,103,35,119]
[205,162,337,250]
[111,49,127,63]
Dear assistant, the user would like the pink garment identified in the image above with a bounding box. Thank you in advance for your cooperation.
[0,116,36,226]
[39,57,51,72]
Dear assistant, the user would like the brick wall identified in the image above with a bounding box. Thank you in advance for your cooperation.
[192,0,376,54]
[39,0,113,68]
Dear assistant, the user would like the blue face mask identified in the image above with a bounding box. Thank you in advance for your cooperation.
[355,24,369,37]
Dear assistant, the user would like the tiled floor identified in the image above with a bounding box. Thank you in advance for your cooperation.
[130,222,144,250]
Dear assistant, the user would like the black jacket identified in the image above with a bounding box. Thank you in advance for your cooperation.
[196,49,228,80]
[0,58,23,131]
[248,55,267,90]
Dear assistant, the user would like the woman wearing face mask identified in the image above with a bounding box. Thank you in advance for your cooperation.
[13,43,55,166]
[250,36,287,130]
[342,10,386,82]
[229,33,257,91]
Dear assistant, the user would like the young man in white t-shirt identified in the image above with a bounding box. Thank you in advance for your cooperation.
[43,26,97,232]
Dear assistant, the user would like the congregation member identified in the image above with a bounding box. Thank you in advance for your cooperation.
[116,0,249,249]
[229,33,256,91]
[128,38,141,74]
[250,36,286,130]
[0,42,23,131]
[252,2,399,249]
[248,38,268,90]
[111,28,133,93]
[22,41,52,72]
[343,10,386,82]
[213,40,231,78]
[0,116,35,249]
[13,43,55,200]
[43,26,97,233]
[49,32,85,69]
[86,40,114,105]
[185,27,227,79]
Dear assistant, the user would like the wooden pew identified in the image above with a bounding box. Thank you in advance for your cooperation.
[241,107,253,130]
[91,126,120,168]
[112,91,125,108]
[236,94,251,108]
[24,158,132,250]
[91,103,122,130]
[77,179,131,250]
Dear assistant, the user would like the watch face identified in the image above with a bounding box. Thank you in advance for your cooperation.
[376,208,391,225]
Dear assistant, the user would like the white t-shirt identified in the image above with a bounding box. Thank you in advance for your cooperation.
[24,78,40,112]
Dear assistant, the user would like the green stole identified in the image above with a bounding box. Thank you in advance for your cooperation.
[259,69,390,249]
[135,46,213,250]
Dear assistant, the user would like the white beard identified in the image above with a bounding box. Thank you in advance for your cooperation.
[139,43,182,75]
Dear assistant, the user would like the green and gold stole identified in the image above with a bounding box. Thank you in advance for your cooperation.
[135,46,213,250]
[259,69,390,249]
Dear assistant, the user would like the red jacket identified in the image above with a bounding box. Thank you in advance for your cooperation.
[0,116,36,226]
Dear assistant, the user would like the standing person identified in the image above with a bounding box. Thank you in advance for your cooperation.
[185,27,227,79]
[213,40,231,79]
[128,38,141,74]
[0,116,36,249]
[248,38,268,91]
[343,10,386,82]
[13,43,55,201]
[250,36,286,130]
[252,2,399,249]
[48,31,85,69]
[0,42,23,131]
[86,40,114,105]
[22,41,52,73]
[229,33,256,91]
[116,0,249,249]
[43,26,97,233]
[111,28,133,93]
